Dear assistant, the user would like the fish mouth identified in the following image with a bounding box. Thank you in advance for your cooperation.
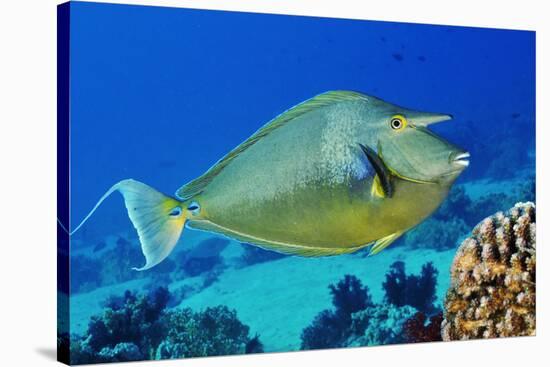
[451,151,470,168]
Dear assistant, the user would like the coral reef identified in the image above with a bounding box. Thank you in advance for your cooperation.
[401,312,443,343]
[97,343,143,362]
[434,186,473,224]
[404,178,535,252]
[330,275,373,320]
[71,287,170,364]
[157,306,252,358]
[301,264,443,351]
[70,287,260,363]
[382,261,438,314]
[71,236,227,294]
[441,202,536,340]
[71,255,103,293]
[238,244,287,267]
[300,309,348,350]
[301,275,373,350]
[245,335,265,354]
[347,305,417,346]
[404,217,469,251]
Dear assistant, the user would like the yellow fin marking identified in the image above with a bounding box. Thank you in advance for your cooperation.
[371,174,386,198]
[368,231,403,256]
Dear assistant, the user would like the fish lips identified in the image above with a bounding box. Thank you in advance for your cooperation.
[435,151,470,182]
[450,151,470,169]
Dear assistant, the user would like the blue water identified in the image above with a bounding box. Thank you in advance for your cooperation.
[64,1,535,362]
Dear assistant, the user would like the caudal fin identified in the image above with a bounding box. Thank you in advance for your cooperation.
[69,179,187,271]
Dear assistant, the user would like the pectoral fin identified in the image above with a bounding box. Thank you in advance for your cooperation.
[359,143,394,198]
[368,231,403,256]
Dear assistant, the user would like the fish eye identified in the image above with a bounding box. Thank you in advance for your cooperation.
[390,115,407,130]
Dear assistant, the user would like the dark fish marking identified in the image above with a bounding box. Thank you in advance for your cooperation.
[169,207,182,217]
[359,143,394,198]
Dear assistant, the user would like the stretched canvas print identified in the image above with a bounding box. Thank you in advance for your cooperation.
[57,1,536,364]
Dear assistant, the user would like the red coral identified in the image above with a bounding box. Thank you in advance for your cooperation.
[402,312,443,343]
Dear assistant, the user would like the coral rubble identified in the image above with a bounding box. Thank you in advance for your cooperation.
[441,202,536,340]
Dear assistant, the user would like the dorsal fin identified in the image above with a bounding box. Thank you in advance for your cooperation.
[176,90,368,200]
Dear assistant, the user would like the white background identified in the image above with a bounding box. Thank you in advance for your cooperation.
[0,0,546,366]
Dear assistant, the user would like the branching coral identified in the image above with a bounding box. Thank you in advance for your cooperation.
[245,334,264,354]
[97,342,144,362]
[300,309,348,350]
[301,268,440,351]
[300,275,373,350]
[70,287,260,363]
[348,305,416,346]
[157,306,252,358]
[382,261,438,314]
[402,312,443,343]
[330,275,373,320]
[441,202,536,340]
[71,287,170,364]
